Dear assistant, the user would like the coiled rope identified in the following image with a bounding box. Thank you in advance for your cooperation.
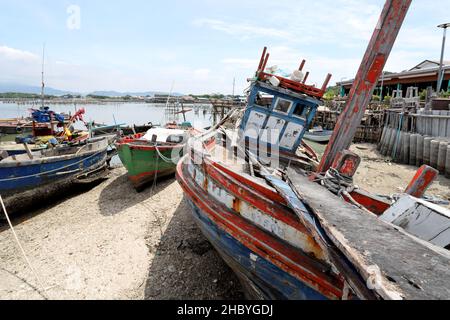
[317,168,374,215]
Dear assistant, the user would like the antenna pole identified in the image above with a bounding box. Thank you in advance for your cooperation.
[41,44,45,109]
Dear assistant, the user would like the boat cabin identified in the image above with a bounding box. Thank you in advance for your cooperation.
[239,81,320,154]
[141,128,188,144]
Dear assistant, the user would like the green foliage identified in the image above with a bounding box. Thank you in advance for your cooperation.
[0,92,55,99]
[372,95,381,101]
[419,89,427,101]
[439,90,450,98]
[192,94,225,99]
[323,86,339,101]
[383,95,391,104]
[86,94,109,100]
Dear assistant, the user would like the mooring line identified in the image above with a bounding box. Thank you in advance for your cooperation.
[0,195,49,300]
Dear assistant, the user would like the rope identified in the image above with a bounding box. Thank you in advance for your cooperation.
[320,168,354,196]
[154,145,180,164]
[0,150,104,182]
[317,169,375,216]
[0,195,48,299]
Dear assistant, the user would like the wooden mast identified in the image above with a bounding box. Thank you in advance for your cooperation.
[317,0,412,173]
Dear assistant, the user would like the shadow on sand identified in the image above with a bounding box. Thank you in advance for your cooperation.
[144,197,244,300]
[0,179,105,231]
[98,172,174,216]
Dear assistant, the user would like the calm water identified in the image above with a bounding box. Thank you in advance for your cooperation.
[0,102,213,132]
[1,102,328,155]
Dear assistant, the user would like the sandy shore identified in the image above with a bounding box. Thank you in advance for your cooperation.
[0,167,243,300]
[1,143,449,300]
[350,143,450,208]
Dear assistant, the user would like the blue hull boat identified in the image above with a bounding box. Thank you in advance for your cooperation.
[0,137,109,214]
[0,142,47,156]
[187,199,328,300]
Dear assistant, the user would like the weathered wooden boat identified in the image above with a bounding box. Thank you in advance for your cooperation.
[89,122,155,137]
[304,128,333,143]
[0,141,47,156]
[177,19,450,302]
[0,118,47,135]
[116,125,201,191]
[0,137,109,215]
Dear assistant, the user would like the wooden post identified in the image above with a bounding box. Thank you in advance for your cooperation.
[404,165,439,198]
[317,0,412,173]
[23,143,34,160]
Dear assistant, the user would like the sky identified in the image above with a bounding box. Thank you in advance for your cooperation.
[0,0,449,95]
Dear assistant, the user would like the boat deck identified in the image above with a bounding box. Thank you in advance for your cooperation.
[287,167,450,300]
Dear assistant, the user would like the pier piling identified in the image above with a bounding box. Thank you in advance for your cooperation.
[430,140,440,170]
[423,137,432,165]
[438,141,448,173]
[409,134,418,166]
[416,135,424,167]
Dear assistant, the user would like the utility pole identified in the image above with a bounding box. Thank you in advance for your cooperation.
[437,23,450,93]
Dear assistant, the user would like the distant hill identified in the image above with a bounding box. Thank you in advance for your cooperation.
[89,91,184,97]
[0,83,79,96]
[0,82,183,97]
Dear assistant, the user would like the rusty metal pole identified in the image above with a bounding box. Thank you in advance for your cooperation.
[317,0,412,173]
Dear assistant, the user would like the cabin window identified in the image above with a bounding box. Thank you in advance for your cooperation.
[167,135,185,144]
[304,106,313,120]
[293,103,308,118]
[274,98,292,114]
[254,91,274,109]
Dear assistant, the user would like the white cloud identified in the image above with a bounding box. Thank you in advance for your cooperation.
[0,45,39,62]
[193,68,211,80]
[193,18,292,40]
[221,58,258,69]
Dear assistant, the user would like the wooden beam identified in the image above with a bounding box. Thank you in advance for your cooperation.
[318,0,412,173]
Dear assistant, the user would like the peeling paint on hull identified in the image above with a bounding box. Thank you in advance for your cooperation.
[176,155,345,300]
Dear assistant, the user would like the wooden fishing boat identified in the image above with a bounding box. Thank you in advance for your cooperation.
[304,128,333,143]
[176,43,450,300]
[116,125,201,191]
[0,141,47,156]
[0,137,109,215]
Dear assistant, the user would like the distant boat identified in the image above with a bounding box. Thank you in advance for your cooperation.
[0,137,109,215]
[304,127,333,143]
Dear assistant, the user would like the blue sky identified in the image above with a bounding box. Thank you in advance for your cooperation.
[0,0,449,94]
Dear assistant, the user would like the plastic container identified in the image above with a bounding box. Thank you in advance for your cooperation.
[290,70,304,82]
[269,76,280,87]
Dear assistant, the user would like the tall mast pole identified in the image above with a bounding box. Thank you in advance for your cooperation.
[317,0,412,173]
[41,43,45,109]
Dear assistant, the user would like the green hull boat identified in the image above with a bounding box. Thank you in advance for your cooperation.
[116,127,191,190]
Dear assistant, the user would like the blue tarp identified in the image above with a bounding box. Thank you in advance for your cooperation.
[32,107,65,123]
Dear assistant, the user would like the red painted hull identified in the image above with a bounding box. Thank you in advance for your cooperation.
[176,153,348,300]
